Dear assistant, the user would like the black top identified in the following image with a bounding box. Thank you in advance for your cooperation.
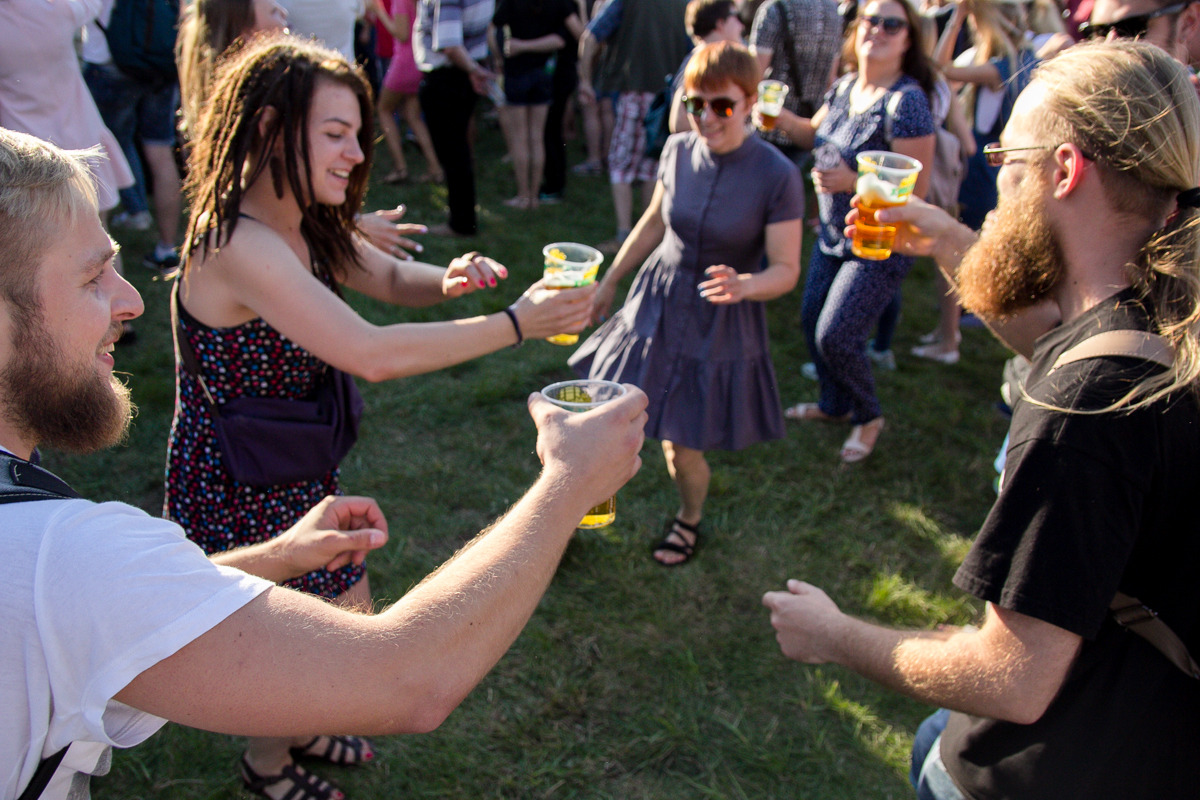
[493,0,576,73]
[941,289,1200,798]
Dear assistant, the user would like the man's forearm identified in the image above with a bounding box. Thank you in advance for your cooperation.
[443,44,484,75]
[209,539,292,583]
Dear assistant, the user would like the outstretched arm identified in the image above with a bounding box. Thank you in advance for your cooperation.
[763,581,1082,723]
[116,386,649,737]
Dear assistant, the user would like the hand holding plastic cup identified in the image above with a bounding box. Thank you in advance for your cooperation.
[542,242,604,345]
[540,379,626,528]
[851,151,923,260]
[757,80,789,131]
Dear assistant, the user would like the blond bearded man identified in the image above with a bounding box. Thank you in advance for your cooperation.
[0,128,649,800]
[764,41,1200,799]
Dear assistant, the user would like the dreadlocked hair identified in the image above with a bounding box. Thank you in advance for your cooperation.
[1034,40,1200,412]
[182,32,374,293]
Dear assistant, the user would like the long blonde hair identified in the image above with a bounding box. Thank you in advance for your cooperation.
[961,0,1032,123]
[1035,41,1200,410]
[176,0,260,137]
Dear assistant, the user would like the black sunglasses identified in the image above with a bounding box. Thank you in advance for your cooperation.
[858,14,908,34]
[1078,0,1191,39]
[682,95,740,118]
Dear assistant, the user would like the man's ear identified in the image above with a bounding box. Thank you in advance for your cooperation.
[1050,143,1087,199]
[1175,2,1200,64]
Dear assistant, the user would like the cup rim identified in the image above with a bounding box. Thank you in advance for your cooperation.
[540,379,627,410]
[856,150,922,173]
[543,242,604,268]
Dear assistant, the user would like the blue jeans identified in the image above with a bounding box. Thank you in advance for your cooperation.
[911,709,966,800]
[83,62,178,215]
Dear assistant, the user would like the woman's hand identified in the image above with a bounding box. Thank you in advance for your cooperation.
[590,278,619,324]
[443,252,509,297]
[812,161,857,195]
[510,279,598,340]
[699,265,749,305]
[358,205,427,259]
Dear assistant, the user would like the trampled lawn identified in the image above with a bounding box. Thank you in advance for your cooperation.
[76,113,1011,799]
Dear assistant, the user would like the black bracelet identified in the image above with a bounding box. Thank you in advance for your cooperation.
[503,305,523,348]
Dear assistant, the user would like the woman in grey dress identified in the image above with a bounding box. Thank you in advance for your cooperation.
[570,41,803,566]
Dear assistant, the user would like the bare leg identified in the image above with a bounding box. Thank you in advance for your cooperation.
[611,181,633,236]
[599,96,615,165]
[502,105,531,206]
[377,88,409,180]
[654,440,710,566]
[581,95,602,166]
[142,142,180,252]
[400,93,442,181]
[527,103,550,207]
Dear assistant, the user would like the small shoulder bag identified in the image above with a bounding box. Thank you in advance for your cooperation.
[171,284,364,487]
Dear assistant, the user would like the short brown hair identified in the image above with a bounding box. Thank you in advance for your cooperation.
[685,0,738,38]
[683,41,760,98]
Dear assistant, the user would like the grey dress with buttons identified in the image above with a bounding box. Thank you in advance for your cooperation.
[569,130,804,451]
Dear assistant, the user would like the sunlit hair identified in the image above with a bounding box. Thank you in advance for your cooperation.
[0,129,99,325]
[962,0,1034,125]
[177,0,259,138]
[182,32,374,288]
[685,0,737,39]
[842,0,937,101]
[1033,40,1200,410]
[1025,0,1065,36]
[683,40,760,98]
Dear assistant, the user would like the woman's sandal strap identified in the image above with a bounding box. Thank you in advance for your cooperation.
[651,517,702,565]
[292,735,373,766]
[240,757,344,800]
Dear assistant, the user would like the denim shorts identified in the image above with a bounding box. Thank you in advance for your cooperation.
[504,65,554,106]
[83,62,179,146]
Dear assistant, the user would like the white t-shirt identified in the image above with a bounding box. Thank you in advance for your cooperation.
[1,497,272,800]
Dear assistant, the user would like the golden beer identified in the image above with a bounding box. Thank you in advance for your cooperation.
[539,379,626,529]
[757,80,788,133]
[542,242,604,345]
[851,152,922,261]
[759,113,778,131]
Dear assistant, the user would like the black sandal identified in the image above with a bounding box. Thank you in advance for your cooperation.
[240,756,344,800]
[651,517,701,567]
[290,735,374,766]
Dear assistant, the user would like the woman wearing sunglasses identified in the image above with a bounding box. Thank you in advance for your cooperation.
[569,41,804,566]
[768,0,935,463]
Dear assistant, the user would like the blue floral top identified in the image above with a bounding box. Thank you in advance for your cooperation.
[813,73,934,258]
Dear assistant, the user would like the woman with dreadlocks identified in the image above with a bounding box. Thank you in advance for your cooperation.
[163,32,593,800]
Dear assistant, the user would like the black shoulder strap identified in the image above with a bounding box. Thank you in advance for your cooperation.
[4,452,75,799]
[0,452,78,503]
[17,746,68,800]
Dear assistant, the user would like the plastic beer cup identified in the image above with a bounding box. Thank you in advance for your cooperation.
[542,242,604,345]
[539,379,626,528]
[851,151,923,260]
[757,80,789,131]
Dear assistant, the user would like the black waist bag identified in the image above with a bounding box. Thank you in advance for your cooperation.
[171,285,364,487]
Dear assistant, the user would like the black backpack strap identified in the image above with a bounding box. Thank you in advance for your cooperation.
[0,452,78,503]
[17,747,68,800]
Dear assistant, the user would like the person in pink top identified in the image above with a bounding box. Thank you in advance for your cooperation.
[373,0,444,184]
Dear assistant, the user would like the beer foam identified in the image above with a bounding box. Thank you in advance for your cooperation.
[856,172,899,205]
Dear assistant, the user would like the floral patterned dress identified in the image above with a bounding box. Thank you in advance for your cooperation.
[164,294,362,599]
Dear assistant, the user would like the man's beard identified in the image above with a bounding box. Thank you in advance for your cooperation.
[0,314,134,454]
[957,170,1066,319]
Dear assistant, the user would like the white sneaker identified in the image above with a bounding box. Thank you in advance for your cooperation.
[112,210,153,231]
[867,348,896,371]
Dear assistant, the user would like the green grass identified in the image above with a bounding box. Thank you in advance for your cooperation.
[72,114,1013,799]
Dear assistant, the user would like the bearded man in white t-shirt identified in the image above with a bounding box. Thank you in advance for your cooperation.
[0,128,648,800]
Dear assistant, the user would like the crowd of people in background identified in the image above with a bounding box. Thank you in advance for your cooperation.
[2,0,1200,798]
